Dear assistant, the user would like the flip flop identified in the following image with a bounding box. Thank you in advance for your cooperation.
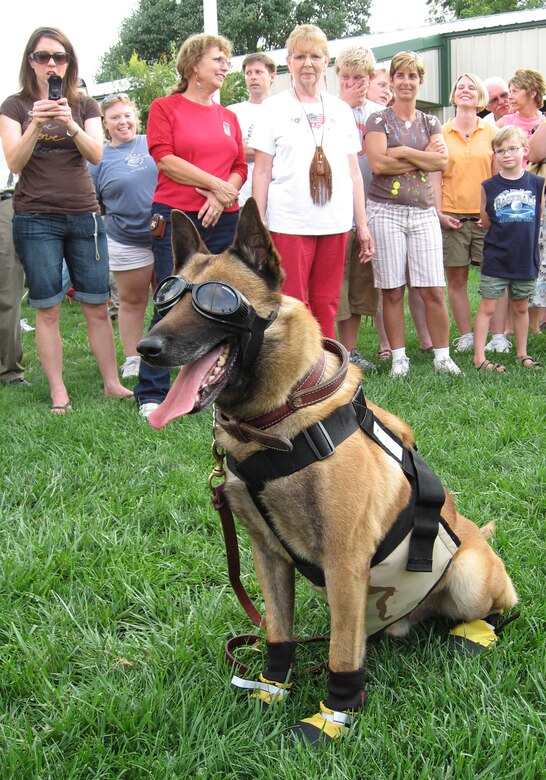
[50,402,73,415]
[476,360,506,373]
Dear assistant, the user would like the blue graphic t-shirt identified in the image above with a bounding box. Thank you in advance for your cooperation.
[482,171,544,280]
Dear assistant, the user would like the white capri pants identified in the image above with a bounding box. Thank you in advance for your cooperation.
[367,200,445,289]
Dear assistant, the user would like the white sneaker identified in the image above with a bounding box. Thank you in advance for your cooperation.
[452,333,474,353]
[121,356,141,378]
[139,402,160,419]
[434,356,462,375]
[485,335,512,353]
[390,356,410,378]
[20,318,35,332]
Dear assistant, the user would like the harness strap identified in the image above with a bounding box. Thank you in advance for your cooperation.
[227,387,445,584]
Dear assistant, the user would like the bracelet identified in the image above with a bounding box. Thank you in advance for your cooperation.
[66,127,80,139]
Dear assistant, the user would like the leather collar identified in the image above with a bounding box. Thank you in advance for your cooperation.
[216,339,349,452]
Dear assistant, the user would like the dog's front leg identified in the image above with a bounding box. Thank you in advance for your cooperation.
[253,543,296,684]
[293,564,368,745]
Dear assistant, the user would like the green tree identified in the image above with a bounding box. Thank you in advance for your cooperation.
[118,52,177,130]
[96,0,372,82]
[426,0,544,23]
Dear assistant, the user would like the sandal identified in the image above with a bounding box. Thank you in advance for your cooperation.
[476,360,506,373]
[51,402,73,415]
[516,355,542,369]
[377,348,392,361]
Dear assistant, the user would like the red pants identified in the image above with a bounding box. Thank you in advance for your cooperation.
[269,231,348,338]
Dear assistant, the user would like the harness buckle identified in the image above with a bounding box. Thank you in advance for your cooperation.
[302,421,335,461]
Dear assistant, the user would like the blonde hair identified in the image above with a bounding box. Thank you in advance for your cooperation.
[492,126,528,151]
[335,46,376,77]
[390,51,425,83]
[508,68,545,109]
[172,33,233,94]
[101,94,140,140]
[286,24,328,59]
[450,73,489,112]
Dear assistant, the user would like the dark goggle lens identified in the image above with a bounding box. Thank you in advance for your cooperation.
[154,277,186,309]
[194,283,240,315]
[32,51,70,65]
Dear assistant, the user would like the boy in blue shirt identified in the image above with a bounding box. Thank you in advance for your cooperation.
[474,126,544,371]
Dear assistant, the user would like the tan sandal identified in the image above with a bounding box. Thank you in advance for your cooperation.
[516,355,542,369]
[476,360,506,373]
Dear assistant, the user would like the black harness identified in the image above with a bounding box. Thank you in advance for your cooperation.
[227,387,450,588]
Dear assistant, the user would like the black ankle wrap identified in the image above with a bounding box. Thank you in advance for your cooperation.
[324,668,365,712]
[264,641,296,684]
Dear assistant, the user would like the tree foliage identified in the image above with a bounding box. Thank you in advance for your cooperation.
[426,0,544,23]
[96,0,372,82]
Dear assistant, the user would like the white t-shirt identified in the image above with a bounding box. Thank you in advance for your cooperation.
[227,101,264,206]
[249,90,361,235]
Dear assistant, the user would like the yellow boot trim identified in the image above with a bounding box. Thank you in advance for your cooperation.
[449,619,499,649]
[299,701,352,740]
[231,672,292,705]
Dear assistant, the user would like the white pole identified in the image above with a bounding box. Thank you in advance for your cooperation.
[203,0,218,34]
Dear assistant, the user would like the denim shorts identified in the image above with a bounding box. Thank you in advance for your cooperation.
[12,211,110,308]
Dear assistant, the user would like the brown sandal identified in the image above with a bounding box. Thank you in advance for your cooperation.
[516,355,542,369]
[476,360,507,373]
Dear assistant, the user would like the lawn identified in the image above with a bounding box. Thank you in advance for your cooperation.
[0,272,544,779]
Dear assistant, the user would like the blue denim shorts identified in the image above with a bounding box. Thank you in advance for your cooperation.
[12,211,110,308]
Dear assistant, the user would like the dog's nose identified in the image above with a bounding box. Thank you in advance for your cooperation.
[137,335,165,359]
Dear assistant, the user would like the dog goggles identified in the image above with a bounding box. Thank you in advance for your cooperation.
[153,275,278,366]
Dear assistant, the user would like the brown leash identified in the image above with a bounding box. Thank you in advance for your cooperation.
[209,443,328,677]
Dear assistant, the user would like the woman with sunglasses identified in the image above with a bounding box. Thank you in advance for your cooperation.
[89,94,157,379]
[434,73,498,355]
[0,27,132,413]
[136,32,246,419]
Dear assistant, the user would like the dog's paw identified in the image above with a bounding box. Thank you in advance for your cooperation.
[291,702,352,747]
[231,673,292,707]
[384,618,412,637]
[448,612,519,654]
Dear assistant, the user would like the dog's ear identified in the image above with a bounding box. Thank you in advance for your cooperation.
[171,209,210,271]
[230,198,284,290]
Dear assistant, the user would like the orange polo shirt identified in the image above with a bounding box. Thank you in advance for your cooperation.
[441,119,497,214]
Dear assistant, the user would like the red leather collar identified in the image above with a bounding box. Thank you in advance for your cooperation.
[216,339,349,450]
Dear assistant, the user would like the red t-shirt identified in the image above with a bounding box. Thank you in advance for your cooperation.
[147,93,247,212]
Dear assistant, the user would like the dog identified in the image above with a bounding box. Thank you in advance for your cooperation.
[137,199,517,745]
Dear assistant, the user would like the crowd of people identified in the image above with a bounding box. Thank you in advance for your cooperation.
[0,24,544,415]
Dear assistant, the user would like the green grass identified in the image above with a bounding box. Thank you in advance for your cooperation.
[1,272,544,779]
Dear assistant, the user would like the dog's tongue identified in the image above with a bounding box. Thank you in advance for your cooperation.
[148,345,224,429]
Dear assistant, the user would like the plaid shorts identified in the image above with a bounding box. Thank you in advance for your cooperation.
[367,200,445,289]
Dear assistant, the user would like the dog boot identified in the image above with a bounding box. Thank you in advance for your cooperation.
[292,668,365,747]
[231,640,295,707]
[449,612,520,654]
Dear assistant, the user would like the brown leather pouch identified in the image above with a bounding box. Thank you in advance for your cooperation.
[150,213,166,239]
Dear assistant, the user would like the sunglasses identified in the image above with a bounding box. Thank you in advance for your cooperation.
[153,275,278,366]
[31,51,70,65]
[101,93,130,108]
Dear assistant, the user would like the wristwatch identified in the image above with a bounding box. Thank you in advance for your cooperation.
[66,127,80,138]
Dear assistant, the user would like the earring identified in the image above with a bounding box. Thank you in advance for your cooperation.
[196,79,203,90]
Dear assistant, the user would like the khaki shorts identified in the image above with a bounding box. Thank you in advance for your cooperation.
[336,230,379,321]
[479,274,536,301]
[442,215,485,268]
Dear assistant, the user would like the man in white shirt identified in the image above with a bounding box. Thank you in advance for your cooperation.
[482,77,510,125]
[228,54,276,205]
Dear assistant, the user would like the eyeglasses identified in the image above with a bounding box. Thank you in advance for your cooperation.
[210,56,231,69]
[101,93,130,108]
[494,146,524,156]
[31,51,69,65]
[489,92,509,104]
[153,275,278,367]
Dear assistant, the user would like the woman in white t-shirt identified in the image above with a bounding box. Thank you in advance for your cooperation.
[251,24,373,338]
